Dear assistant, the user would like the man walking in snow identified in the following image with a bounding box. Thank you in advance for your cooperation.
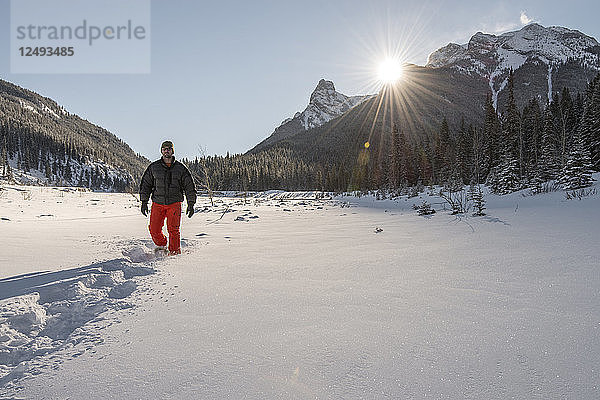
[139,140,197,255]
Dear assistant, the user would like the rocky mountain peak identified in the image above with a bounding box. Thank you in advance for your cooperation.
[247,79,373,153]
[309,79,339,105]
[521,22,544,32]
[426,23,600,110]
[301,79,370,130]
[314,78,336,92]
[467,32,496,52]
[428,23,600,70]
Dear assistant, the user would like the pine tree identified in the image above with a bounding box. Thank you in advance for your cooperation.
[471,127,486,184]
[555,87,577,169]
[538,107,559,180]
[456,119,474,183]
[388,127,401,189]
[559,128,595,190]
[588,75,600,170]
[433,117,452,184]
[521,99,543,181]
[416,144,433,185]
[495,145,521,194]
[0,138,7,178]
[415,200,435,216]
[468,184,486,216]
[44,159,51,180]
[503,69,522,176]
[483,93,501,175]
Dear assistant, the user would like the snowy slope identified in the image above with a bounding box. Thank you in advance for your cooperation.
[1,179,600,398]
[0,79,147,191]
[427,23,600,109]
[5,94,133,189]
[427,23,600,73]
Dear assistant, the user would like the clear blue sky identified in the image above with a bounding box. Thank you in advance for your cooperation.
[1,0,599,160]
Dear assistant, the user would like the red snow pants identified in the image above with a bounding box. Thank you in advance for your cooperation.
[149,202,182,253]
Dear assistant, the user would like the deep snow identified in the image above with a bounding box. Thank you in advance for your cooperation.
[0,180,599,399]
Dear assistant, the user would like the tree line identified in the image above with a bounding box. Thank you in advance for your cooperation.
[189,72,600,194]
[2,73,598,195]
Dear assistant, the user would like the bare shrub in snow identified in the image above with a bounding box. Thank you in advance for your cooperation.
[439,175,470,214]
[194,146,215,207]
[524,180,561,196]
[565,188,597,200]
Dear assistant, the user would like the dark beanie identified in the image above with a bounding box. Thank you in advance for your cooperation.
[161,140,174,150]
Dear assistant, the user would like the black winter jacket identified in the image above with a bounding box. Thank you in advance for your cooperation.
[139,158,197,205]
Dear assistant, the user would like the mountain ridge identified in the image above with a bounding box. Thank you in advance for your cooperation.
[238,23,600,192]
[248,79,373,153]
[0,78,149,191]
[249,23,600,162]
[427,23,600,109]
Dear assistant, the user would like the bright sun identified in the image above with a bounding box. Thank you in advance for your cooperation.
[377,58,403,85]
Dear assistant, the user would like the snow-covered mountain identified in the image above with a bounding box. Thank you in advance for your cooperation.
[244,24,600,177]
[293,79,372,130]
[0,79,149,191]
[427,23,600,109]
[248,79,372,153]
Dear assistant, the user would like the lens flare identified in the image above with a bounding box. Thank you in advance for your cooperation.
[377,58,404,84]
[313,1,442,180]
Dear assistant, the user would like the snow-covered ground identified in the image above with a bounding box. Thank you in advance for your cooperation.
[0,179,599,399]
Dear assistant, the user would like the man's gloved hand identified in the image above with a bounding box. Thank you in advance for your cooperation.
[186,202,195,218]
[141,201,148,217]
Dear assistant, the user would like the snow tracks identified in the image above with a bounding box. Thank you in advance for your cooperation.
[0,244,162,390]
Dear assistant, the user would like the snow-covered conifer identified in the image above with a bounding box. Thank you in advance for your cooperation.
[537,108,560,181]
[495,147,521,194]
[468,184,486,216]
[559,129,595,190]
